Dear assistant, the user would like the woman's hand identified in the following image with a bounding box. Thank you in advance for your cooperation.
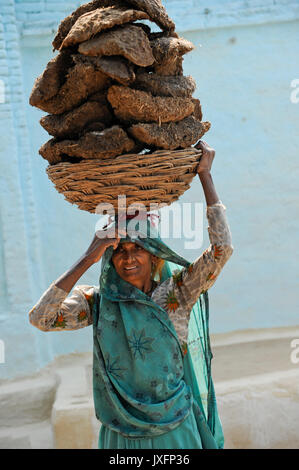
[54,225,127,293]
[194,140,215,175]
[194,141,219,205]
[84,225,126,264]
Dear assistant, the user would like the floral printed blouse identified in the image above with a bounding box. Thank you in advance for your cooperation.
[29,200,233,349]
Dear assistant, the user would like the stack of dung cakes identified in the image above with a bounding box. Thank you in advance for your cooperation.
[29,0,210,214]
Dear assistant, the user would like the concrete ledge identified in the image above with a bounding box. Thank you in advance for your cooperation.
[52,401,97,449]
[50,354,99,449]
[0,420,54,449]
[216,370,299,449]
[0,371,58,427]
[0,369,58,448]
[211,325,299,346]
[211,327,299,381]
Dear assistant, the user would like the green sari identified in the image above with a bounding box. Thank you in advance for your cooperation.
[92,214,224,449]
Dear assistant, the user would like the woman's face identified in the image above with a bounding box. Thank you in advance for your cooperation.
[112,241,157,292]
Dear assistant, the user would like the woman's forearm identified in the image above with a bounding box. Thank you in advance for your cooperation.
[198,171,220,206]
[54,254,97,293]
[54,224,124,293]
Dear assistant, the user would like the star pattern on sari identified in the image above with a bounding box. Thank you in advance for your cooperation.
[128,328,155,361]
[159,323,170,338]
[145,311,157,324]
[175,408,185,418]
[105,353,128,379]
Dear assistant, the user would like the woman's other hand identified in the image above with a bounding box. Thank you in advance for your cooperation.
[194,140,215,175]
[84,225,126,264]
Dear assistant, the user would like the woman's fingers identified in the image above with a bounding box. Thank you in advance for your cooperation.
[195,140,214,152]
[95,225,127,248]
[84,224,128,264]
[194,140,215,174]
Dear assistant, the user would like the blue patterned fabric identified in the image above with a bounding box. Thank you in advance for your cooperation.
[92,215,224,447]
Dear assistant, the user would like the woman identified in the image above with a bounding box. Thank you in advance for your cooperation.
[29,141,233,449]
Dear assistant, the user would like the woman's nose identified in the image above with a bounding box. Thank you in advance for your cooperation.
[124,252,135,262]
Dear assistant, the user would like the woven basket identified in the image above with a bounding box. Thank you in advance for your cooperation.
[46,147,202,214]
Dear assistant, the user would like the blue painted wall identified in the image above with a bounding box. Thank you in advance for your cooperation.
[0,0,298,379]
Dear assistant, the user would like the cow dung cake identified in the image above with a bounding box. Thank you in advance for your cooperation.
[30,0,209,213]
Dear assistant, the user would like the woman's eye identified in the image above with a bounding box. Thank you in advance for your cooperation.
[116,245,143,255]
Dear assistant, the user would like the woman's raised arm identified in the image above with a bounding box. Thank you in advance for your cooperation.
[195,140,219,206]
[29,225,126,331]
[55,225,125,293]
[152,141,233,338]
[173,140,233,304]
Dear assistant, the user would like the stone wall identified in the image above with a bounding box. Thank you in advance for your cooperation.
[14,0,299,35]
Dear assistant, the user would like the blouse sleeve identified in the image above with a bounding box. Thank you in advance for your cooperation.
[153,200,234,317]
[29,282,96,332]
[174,200,233,310]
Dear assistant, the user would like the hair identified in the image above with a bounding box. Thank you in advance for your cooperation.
[151,257,165,283]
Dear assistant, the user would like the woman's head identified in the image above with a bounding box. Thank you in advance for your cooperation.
[111,241,164,292]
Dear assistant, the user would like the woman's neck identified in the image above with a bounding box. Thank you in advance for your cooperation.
[144,280,158,295]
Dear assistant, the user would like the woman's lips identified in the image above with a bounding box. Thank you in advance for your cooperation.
[123,266,138,273]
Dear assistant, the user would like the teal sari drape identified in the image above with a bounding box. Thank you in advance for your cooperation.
[92,215,224,448]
